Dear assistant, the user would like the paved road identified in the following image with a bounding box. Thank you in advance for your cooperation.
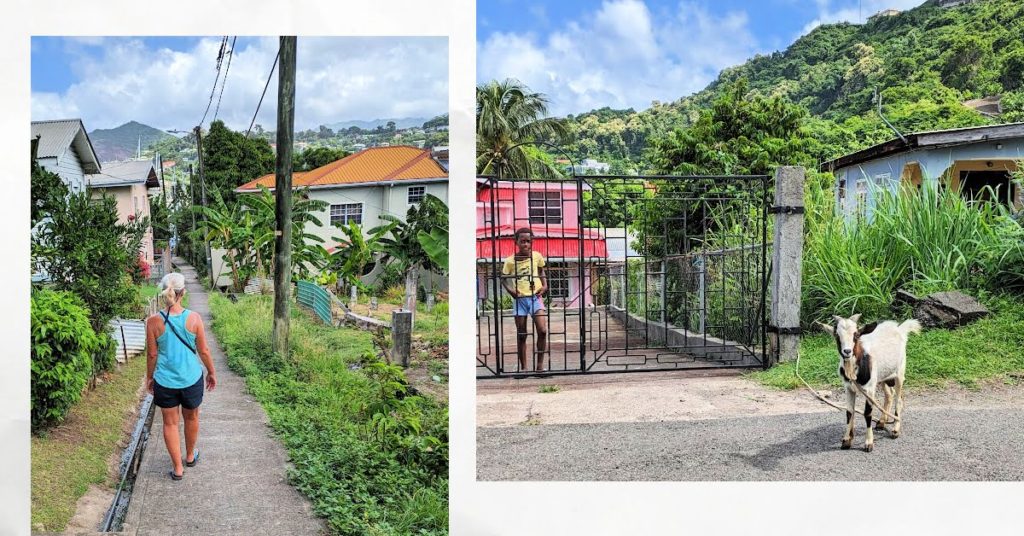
[122,260,325,535]
[477,407,1024,480]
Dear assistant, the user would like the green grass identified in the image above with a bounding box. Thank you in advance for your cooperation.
[209,294,448,535]
[31,354,147,531]
[750,296,1024,390]
[538,385,561,393]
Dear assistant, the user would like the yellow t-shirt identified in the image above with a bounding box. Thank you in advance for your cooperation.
[502,251,545,297]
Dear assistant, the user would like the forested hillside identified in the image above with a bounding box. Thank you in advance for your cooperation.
[562,0,1024,173]
[89,121,172,162]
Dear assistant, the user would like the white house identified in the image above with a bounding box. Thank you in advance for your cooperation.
[222,145,449,289]
[31,119,101,194]
[821,122,1024,219]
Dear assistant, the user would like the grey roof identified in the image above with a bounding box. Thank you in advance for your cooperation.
[87,159,160,188]
[821,121,1024,172]
[31,119,101,173]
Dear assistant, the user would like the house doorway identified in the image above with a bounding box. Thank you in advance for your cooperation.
[959,170,1014,207]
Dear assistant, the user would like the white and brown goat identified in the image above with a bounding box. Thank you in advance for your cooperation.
[820,314,921,452]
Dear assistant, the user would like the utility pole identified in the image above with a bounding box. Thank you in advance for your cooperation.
[272,36,296,358]
[194,126,214,287]
[189,164,197,268]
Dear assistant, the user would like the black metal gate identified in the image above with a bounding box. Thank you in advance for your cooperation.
[477,174,772,377]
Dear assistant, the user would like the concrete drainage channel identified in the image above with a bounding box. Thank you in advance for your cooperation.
[99,394,156,532]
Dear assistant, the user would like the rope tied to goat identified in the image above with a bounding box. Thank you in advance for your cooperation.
[795,349,901,424]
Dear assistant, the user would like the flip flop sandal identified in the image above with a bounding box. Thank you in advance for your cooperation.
[185,448,200,468]
[169,470,183,481]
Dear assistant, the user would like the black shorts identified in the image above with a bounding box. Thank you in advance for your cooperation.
[153,375,204,409]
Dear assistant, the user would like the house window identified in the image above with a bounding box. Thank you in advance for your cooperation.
[528,190,562,225]
[546,263,570,299]
[330,203,363,225]
[855,178,869,219]
[408,186,425,204]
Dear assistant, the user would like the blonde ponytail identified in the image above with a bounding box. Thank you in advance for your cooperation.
[159,272,186,308]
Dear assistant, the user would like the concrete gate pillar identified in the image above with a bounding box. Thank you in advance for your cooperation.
[769,166,805,364]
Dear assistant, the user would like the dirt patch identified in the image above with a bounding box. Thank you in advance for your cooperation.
[404,341,448,404]
[477,373,1024,427]
[62,485,114,533]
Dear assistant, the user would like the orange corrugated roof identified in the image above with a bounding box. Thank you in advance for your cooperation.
[236,145,446,191]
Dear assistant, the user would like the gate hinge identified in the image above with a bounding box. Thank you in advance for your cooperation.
[767,325,802,335]
[769,205,805,215]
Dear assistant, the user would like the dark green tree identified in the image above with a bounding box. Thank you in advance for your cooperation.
[476,78,571,178]
[201,120,274,205]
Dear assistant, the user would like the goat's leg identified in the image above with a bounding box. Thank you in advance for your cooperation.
[841,388,856,450]
[863,395,875,452]
[875,384,893,431]
[892,376,905,439]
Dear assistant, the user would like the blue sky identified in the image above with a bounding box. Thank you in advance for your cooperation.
[478,0,927,116]
[32,36,448,132]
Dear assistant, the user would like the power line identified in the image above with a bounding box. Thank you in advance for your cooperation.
[198,36,229,127]
[212,36,237,124]
[246,49,280,138]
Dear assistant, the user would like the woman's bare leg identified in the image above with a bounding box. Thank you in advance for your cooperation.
[182,406,200,462]
[161,407,183,476]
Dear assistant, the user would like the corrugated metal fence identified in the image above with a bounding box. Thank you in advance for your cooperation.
[296,280,333,324]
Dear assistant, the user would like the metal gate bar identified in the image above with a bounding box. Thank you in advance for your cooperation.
[477,173,771,378]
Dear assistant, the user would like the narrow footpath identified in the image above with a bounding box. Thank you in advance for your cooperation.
[121,260,324,535]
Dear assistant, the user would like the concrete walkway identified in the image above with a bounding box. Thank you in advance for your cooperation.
[122,260,324,535]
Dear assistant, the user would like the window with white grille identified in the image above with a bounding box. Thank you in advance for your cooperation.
[408,186,425,204]
[330,203,363,225]
[528,190,562,224]
[546,263,570,298]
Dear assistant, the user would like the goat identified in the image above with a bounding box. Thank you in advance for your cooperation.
[819,314,922,452]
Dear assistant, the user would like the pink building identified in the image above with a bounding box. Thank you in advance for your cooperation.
[86,160,161,265]
[476,179,607,308]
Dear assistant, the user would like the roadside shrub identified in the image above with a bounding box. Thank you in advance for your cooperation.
[31,289,99,431]
[803,180,1021,323]
[382,285,405,302]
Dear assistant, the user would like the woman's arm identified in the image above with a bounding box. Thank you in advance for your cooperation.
[190,313,217,390]
[145,316,159,393]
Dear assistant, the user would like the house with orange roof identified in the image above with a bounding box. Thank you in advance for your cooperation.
[212,145,448,289]
[235,145,449,248]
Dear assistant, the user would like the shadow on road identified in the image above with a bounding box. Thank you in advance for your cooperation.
[729,423,839,471]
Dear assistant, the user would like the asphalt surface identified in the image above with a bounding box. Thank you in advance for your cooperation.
[477,407,1024,480]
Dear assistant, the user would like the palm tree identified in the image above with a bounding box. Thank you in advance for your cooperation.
[238,186,329,282]
[476,78,571,178]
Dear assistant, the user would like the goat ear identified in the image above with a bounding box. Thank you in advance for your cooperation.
[850,313,862,325]
[817,321,834,334]
[832,315,843,324]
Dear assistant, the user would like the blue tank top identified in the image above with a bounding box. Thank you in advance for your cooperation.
[153,309,203,388]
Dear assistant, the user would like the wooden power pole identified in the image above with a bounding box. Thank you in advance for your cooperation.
[272,36,297,358]
[193,126,214,287]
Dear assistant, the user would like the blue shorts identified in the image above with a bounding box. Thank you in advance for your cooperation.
[514,295,545,316]
[153,375,204,409]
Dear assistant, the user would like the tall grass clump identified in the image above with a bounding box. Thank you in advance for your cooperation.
[803,176,1023,324]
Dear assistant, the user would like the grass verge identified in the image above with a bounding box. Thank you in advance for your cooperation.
[209,294,448,535]
[750,296,1024,390]
[31,354,147,531]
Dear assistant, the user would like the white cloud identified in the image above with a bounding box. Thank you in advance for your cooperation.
[477,0,759,116]
[800,0,928,36]
[32,36,448,132]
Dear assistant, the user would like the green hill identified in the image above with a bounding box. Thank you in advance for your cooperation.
[89,121,172,162]
[561,0,1024,173]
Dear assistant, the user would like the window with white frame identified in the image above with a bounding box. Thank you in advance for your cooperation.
[330,203,363,225]
[546,263,570,299]
[408,186,425,204]
[855,178,869,218]
[528,190,562,224]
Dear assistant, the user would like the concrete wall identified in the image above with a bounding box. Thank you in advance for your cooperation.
[835,137,1024,217]
[90,184,155,265]
[307,181,448,248]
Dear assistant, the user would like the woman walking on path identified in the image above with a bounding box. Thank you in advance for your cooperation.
[145,272,217,480]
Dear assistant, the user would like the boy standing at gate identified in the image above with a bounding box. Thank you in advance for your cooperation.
[502,227,549,372]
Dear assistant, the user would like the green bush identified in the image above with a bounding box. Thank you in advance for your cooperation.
[31,289,100,431]
[802,179,1022,323]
